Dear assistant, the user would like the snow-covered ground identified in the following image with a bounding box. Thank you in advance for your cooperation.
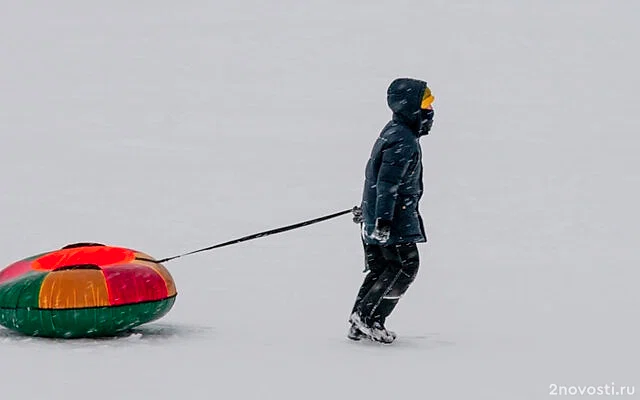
[1,1,638,399]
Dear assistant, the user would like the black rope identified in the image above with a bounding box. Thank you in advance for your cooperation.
[140,208,353,264]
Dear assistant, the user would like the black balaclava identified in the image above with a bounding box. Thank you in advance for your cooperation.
[418,108,434,136]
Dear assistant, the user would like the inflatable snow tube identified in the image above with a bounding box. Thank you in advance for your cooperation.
[0,243,177,338]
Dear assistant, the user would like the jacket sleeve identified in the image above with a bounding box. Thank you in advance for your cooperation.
[375,138,414,221]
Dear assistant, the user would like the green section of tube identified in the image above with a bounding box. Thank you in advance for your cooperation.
[0,296,176,338]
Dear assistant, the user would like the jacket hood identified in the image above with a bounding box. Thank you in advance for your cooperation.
[386,78,428,129]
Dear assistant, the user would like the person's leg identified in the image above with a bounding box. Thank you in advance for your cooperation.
[355,243,420,326]
[373,243,420,323]
[348,243,386,340]
[350,243,386,316]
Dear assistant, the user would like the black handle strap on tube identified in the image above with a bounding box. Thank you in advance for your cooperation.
[141,208,354,264]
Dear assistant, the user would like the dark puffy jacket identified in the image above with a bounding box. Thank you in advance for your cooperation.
[361,78,428,245]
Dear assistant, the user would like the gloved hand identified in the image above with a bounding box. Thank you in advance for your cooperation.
[352,205,364,224]
[370,218,391,243]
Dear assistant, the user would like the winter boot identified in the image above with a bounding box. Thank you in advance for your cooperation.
[349,312,396,344]
[347,323,366,341]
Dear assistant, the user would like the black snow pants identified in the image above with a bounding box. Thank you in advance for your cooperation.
[351,242,420,325]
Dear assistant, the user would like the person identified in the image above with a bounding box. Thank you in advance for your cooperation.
[348,77,435,343]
